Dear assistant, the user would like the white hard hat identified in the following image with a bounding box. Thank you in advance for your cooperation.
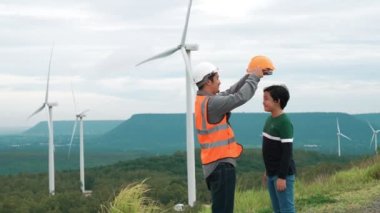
[193,62,218,85]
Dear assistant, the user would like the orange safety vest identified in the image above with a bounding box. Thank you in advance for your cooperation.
[195,95,243,165]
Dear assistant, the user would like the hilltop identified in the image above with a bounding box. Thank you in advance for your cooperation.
[95,112,380,155]
[23,120,123,136]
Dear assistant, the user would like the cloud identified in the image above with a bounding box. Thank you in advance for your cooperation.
[238,77,380,114]
[0,0,379,127]
[195,0,273,22]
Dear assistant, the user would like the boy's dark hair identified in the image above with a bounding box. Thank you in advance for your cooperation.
[197,72,217,90]
[264,85,290,109]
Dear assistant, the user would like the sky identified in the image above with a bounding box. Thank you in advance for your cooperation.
[0,0,379,128]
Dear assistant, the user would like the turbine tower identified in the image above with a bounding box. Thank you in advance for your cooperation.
[368,121,380,154]
[336,118,351,157]
[28,45,57,195]
[68,85,90,194]
[136,0,197,206]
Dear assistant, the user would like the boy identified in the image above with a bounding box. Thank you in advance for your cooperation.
[262,85,296,213]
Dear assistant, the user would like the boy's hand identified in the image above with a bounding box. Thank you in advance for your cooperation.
[262,172,267,189]
[247,66,264,78]
[276,178,286,191]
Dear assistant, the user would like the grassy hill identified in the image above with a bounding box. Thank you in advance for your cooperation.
[104,154,380,213]
[225,155,380,213]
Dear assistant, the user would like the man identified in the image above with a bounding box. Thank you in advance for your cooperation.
[193,56,274,212]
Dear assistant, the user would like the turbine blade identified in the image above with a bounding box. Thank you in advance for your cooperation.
[180,0,193,45]
[368,121,375,132]
[67,118,78,159]
[136,46,181,66]
[336,118,340,133]
[45,44,55,103]
[71,81,78,114]
[28,104,46,119]
[370,134,375,148]
[340,133,351,141]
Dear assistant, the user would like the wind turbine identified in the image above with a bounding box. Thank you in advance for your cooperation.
[68,85,91,194]
[136,0,197,207]
[28,45,57,195]
[336,118,351,157]
[368,121,380,154]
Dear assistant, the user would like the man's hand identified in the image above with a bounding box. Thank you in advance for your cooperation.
[247,66,264,78]
[276,178,286,192]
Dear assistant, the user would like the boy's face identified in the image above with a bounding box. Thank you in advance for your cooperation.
[263,91,279,112]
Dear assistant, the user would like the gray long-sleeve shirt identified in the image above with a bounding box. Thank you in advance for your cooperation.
[197,73,261,179]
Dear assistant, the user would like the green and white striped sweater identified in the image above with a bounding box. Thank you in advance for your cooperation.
[262,113,296,179]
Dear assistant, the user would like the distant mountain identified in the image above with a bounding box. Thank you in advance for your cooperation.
[354,113,380,127]
[24,120,123,136]
[98,112,380,156]
[233,112,379,155]
[232,112,379,155]
[2,113,379,175]
[97,114,187,153]
[0,127,28,135]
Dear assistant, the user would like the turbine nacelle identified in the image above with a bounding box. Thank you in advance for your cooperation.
[47,102,58,107]
[184,44,198,51]
[76,109,89,118]
[76,114,86,118]
[337,133,351,141]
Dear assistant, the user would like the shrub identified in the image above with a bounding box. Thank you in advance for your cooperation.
[365,163,380,180]
[101,180,161,213]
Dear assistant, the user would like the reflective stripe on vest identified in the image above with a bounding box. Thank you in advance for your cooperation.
[199,137,236,149]
[197,98,230,135]
[196,124,229,135]
[195,95,243,165]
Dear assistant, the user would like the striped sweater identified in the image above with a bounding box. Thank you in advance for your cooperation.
[262,113,296,179]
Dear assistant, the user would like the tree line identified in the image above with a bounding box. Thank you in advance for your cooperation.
[0,149,360,212]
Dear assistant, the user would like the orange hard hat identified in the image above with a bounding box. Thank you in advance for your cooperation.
[247,55,275,71]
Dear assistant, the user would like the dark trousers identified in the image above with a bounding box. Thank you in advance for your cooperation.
[206,163,236,213]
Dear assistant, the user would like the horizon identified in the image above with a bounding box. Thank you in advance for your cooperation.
[1,111,379,131]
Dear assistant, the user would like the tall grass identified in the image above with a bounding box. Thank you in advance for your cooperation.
[234,188,272,213]
[201,155,380,213]
[104,156,380,212]
[101,180,161,213]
